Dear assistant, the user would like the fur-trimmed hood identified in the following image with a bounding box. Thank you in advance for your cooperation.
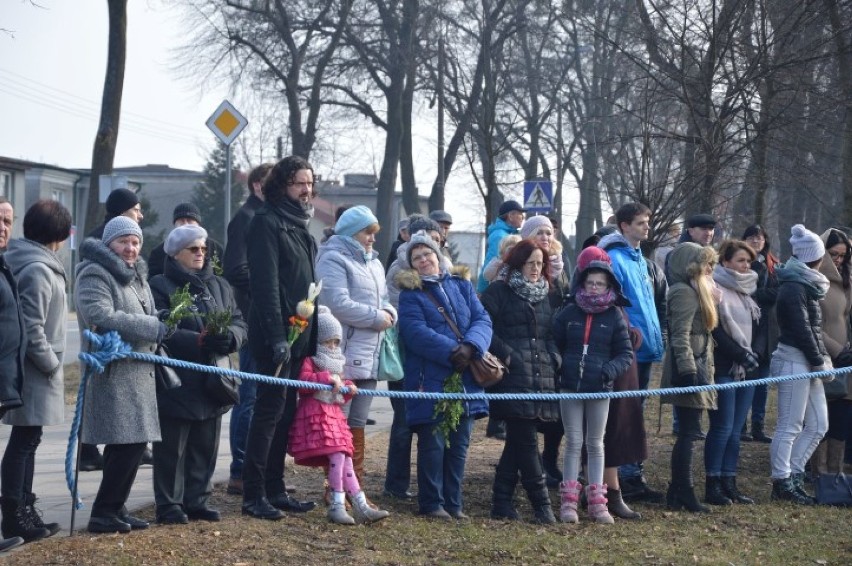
[667,242,716,285]
[77,237,148,285]
[395,265,471,291]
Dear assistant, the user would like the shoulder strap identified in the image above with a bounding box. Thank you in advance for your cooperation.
[424,290,463,341]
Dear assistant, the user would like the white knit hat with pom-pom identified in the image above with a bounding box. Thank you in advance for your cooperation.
[789,224,825,263]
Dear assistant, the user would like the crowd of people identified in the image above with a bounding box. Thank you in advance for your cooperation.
[0,154,850,548]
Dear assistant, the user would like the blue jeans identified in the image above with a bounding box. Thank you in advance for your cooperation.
[229,344,258,480]
[619,362,653,480]
[411,416,474,514]
[705,376,755,476]
[384,387,413,495]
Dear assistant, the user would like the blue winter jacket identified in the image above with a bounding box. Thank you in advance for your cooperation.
[598,233,664,363]
[477,217,519,293]
[397,270,492,426]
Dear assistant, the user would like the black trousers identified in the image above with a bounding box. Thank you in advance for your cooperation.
[153,415,222,512]
[496,419,545,486]
[241,357,299,500]
[671,406,703,486]
[1,426,42,502]
[91,443,147,518]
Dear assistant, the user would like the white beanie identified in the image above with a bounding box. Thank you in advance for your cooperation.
[165,224,208,257]
[316,305,342,343]
[519,215,553,240]
[790,224,825,263]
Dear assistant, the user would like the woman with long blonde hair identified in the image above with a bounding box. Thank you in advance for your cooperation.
[660,242,719,512]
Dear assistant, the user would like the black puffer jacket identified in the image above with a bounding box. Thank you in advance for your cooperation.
[776,279,827,367]
[480,280,559,422]
[0,254,24,415]
[712,321,758,379]
[553,302,633,393]
[751,257,778,364]
[150,256,247,420]
[246,202,318,361]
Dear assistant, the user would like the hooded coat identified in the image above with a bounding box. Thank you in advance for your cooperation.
[396,269,491,426]
[818,229,852,400]
[315,235,397,381]
[598,232,665,363]
[149,255,248,420]
[477,217,519,293]
[75,238,162,444]
[0,254,25,415]
[660,243,717,410]
[479,279,560,421]
[2,238,66,426]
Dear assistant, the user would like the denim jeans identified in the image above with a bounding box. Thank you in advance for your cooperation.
[384,382,413,495]
[0,425,42,501]
[705,376,755,476]
[411,416,473,514]
[619,361,653,480]
[769,351,828,479]
[229,344,258,480]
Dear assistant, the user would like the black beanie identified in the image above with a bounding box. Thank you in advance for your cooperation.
[105,188,140,218]
[172,202,202,224]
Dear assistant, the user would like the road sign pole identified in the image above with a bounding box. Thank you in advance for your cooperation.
[225,144,231,247]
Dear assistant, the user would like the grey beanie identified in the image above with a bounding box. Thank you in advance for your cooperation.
[102,216,143,246]
[165,224,208,257]
[789,224,825,263]
[408,216,442,236]
[406,230,443,266]
[316,305,342,343]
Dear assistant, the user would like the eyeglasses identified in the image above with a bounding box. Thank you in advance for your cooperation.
[186,246,208,255]
[411,251,435,263]
[584,280,609,289]
[829,251,846,260]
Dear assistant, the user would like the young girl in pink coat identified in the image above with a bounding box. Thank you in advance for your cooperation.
[289,306,390,525]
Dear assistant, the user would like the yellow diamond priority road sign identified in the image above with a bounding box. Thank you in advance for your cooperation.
[206,100,248,146]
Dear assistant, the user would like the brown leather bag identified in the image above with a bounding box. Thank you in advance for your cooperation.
[425,291,505,388]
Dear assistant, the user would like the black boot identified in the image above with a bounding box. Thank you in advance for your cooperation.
[523,477,556,524]
[720,476,754,505]
[790,472,817,504]
[704,476,732,506]
[668,435,709,513]
[771,477,814,505]
[23,494,59,537]
[751,421,772,443]
[0,536,23,552]
[740,422,753,442]
[0,498,49,542]
[490,473,519,520]
[486,418,506,440]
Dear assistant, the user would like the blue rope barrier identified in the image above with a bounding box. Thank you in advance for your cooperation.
[68,329,852,505]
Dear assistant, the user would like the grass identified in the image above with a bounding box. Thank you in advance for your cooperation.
[26,367,852,565]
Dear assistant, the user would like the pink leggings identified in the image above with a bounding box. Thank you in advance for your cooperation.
[327,452,361,495]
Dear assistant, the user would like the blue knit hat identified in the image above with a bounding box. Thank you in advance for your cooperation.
[334,205,378,237]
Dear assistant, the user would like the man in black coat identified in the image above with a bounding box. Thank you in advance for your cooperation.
[241,156,319,520]
[222,163,272,496]
[86,188,144,239]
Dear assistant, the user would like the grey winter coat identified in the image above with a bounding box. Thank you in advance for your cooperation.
[2,239,67,426]
[75,238,162,444]
[316,236,397,380]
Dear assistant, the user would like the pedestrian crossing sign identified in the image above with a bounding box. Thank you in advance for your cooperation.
[523,180,553,213]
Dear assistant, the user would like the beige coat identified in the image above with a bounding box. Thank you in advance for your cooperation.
[819,229,852,400]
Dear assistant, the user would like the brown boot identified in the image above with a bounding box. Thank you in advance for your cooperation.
[826,439,846,474]
[350,427,377,509]
[809,440,828,479]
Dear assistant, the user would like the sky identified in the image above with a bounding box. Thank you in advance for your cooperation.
[0,0,588,234]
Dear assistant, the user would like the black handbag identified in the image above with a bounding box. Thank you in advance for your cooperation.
[815,472,852,506]
[154,344,182,392]
[204,354,241,406]
[823,374,849,401]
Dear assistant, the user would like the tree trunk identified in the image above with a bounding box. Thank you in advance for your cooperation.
[85,0,127,236]
[826,0,852,223]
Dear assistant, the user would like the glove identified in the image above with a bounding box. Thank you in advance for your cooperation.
[203,331,235,355]
[272,341,291,367]
[742,352,760,373]
[833,349,852,368]
[672,372,698,387]
[450,343,474,372]
[156,309,171,322]
[156,322,168,344]
[602,372,615,391]
[550,352,562,372]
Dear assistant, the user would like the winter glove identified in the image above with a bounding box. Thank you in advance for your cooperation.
[833,348,852,368]
[742,352,760,374]
[602,372,615,391]
[672,372,698,387]
[156,322,169,344]
[156,309,171,322]
[203,331,235,355]
[272,341,291,367]
[450,343,474,372]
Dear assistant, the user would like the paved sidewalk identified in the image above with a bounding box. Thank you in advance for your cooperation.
[0,390,394,535]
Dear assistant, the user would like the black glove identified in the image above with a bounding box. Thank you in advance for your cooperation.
[450,343,474,372]
[672,372,697,387]
[156,309,171,322]
[602,372,615,391]
[742,352,760,373]
[156,322,168,344]
[833,349,852,368]
[272,341,291,367]
[203,332,235,355]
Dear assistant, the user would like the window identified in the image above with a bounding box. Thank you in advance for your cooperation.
[51,189,66,207]
[0,171,10,200]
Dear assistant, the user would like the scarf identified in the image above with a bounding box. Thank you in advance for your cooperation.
[341,236,373,263]
[312,344,347,404]
[574,288,617,314]
[713,265,761,380]
[507,270,549,304]
[776,256,830,300]
[275,196,313,228]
